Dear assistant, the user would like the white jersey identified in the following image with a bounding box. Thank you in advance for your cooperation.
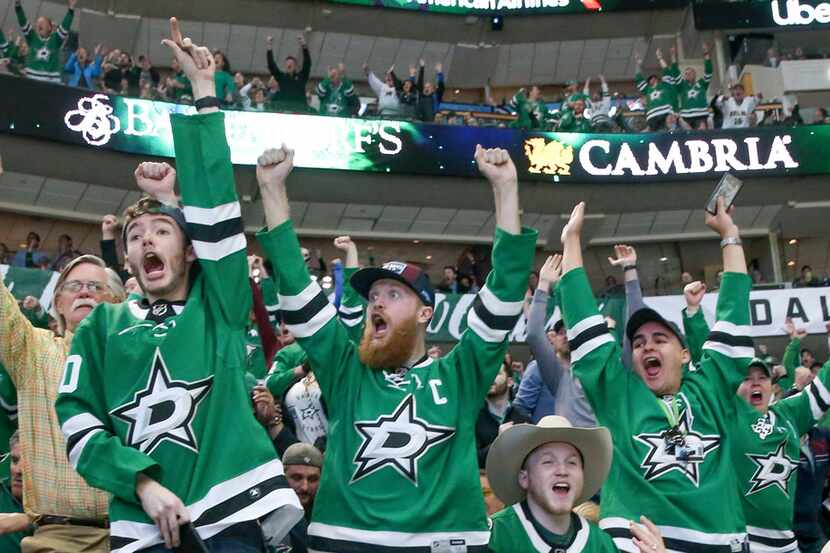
[285,374,329,446]
[718,95,758,129]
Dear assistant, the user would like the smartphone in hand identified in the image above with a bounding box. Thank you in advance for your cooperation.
[706,173,743,215]
[177,523,208,553]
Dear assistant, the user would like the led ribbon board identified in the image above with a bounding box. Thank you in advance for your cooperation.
[693,0,830,29]
[329,0,688,14]
[0,75,827,183]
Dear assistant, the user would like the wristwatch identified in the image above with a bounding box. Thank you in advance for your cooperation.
[720,236,742,248]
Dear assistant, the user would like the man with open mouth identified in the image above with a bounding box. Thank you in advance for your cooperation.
[55,18,303,553]
[680,288,830,553]
[255,139,535,552]
[557,197,755,553]
[486,415,666,553]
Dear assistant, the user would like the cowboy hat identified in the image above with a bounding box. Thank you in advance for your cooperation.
[486,415,612,506]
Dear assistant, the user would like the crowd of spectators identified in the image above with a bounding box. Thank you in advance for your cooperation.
[2,0,830,131]
[1,21,830,553]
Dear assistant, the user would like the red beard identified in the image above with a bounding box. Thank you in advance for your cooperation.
[359,313,419,369]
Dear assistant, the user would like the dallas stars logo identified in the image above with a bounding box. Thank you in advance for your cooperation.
[352,395,454,485]
[111,349,213,455]
[650,90,663,101]
[687,89,699,99]
[635,402,720,486]
[35,46,50,62]
[745,442,799,496]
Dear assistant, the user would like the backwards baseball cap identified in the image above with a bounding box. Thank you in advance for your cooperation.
[282,443,323,469]
[122,197,189,246]
[350,261,435,307]
[626,308,687,348]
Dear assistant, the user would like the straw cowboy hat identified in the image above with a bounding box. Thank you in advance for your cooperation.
[486,415,612,506]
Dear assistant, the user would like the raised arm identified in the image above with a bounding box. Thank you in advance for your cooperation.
[559,202,625,420]
[265,36,281,78]
[528,255,566,396]
[299,35,311,80]
[779,318,807,391]
[442,147,536,402]
[696,198,753,401]
[162,19,250,328]
[681,281,710,367]
[14,1,32,41]
[608,244,642,367]
[52,1,75,47]
[333,235,365,342]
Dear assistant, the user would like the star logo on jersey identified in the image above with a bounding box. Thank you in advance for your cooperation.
[650,90,663,101]
[751,415,774,440]
[111,349,213,455]
[351,395,454,485]
[35,46,50,62]
[745,442,799,496]
[635,403,720,486]
[301,405,320,420]
[687,89,699,99]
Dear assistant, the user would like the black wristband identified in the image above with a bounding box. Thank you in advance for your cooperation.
[622,264,637,272]
[194,96,221,111]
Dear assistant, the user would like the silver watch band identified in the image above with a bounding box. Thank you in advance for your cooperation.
[720,236,742,248]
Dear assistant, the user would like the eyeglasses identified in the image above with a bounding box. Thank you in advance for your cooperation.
[61,280,110,294]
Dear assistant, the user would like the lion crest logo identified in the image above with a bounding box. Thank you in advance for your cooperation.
[524,138,574,176]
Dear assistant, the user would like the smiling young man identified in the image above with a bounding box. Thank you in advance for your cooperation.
[486,416,665,553]
[557,198,754,553]
[255,143,536,552]
[55,19,301,553]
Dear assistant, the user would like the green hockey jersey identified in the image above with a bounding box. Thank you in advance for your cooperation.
[510,89,549,130]
[682,311,830,553]
[265,267,365,398]
[258,219,536,553]
[779,338,800,392]
[489,503,616,553]
[635,66,677,122]
[558,111,593,133]
[317,78,358,116]
[560,268,753,553]
[15,1,74,82]
[672,59,713,119]
[732,361,830,553]
[55,112,301,553]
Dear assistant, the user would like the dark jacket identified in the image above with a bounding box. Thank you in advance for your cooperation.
[266,47,311,110]
[416,65,445,122]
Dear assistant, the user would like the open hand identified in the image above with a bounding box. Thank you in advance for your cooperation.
[631,516,667,553]
[608,244,637,268]
[561,202,586,244]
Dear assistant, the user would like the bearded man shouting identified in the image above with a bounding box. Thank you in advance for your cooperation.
[256,144,537,553]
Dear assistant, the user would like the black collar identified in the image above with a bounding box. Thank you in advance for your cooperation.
[139,298,186,324]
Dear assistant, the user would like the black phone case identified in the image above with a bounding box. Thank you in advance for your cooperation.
[177,523,208,553]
